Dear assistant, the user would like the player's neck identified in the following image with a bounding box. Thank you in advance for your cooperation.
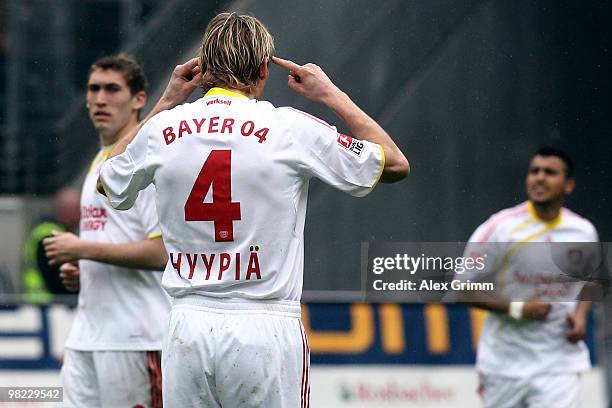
[99,116,139,147]
[218,80,264,99]
[529,200,562,222]
[220,86,255,99]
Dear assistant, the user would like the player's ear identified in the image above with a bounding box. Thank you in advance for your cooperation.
[132,91,147,111]
[564,177,576,195]
[259,57,270,80]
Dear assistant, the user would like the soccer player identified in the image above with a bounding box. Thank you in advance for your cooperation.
[462,146,598,408]
[43,54,170,407]
[98,12,408,407]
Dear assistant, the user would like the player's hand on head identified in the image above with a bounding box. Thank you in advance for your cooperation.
[565,311,587,343]
[59,262,80,292]
[157,57,203,111]
[42,230,84,265]
[272,56,340,103]
[521,301,551,321]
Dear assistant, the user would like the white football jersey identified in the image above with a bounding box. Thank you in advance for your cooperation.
[100,88,384,301]
[463,201,599,377]
[66,146,171,351]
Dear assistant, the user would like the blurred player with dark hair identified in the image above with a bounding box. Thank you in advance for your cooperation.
[43,53,169,407]
[463,146,598,408]
[98,12,408,407]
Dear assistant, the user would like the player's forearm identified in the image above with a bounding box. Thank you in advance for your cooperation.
[107,58,202,161]
[108,124,139,160]
[322,90,409,182]
[575,300,592,317]
[78,238,168,270]
[107,105,164,160]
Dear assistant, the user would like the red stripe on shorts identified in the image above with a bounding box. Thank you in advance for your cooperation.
[146,350,163,408]
[305,327,311,408]
[299,322,310,408]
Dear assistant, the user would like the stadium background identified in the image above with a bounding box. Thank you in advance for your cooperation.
[0,0,610,406]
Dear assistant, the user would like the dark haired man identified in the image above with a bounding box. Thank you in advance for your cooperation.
[462,146,599,407]
[43,54,169,407]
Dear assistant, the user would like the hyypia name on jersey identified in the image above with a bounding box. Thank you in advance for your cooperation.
[169,245,262,282]
[162,116,269,145]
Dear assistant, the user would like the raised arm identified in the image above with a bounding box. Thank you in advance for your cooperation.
[106,57,203,161]
[98,58,203,196]
[272,56,409,182]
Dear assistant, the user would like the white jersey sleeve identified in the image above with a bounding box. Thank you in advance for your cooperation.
[279,107,384,197]
[100,117,156,210]
[457,215,505,282]
[133,183,162,238]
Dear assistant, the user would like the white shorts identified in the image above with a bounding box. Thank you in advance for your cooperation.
[60,348,162,408]
[163,296,309,408]
[479,371,580,408]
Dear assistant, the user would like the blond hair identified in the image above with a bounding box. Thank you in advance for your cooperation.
[200,13,275,93]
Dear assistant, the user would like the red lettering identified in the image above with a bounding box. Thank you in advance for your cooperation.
[218,253,231,280]
[254,128,269,143]
[246,251,261,280]
[193,117,206,133]
[201,254,215,280]
[179,120,192,138]
[241,121,254,136]
[81,220,107,231]
[186,253,198,279]
[209,116,220,133]
[235,252,241,280]
[163,127,176,145]
[170,253,182,277]
[221,118,234,134]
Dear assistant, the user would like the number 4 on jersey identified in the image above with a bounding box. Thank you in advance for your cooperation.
[184,150,241,242]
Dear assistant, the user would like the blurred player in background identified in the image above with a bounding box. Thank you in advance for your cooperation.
[43,54,170,407]
[98,12,408,407]
[22,186,80,303]
[463,146,598,408]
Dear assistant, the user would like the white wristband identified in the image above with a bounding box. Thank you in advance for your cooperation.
[509,301,524,320]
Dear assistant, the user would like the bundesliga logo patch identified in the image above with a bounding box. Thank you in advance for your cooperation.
[337,134,364,157]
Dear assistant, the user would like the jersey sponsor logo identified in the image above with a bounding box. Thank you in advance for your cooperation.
[205,98,232,106]
[80,205,108,231]
[337,134,364,157]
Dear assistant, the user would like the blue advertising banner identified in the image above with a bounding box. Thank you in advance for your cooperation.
[0,303,597,370]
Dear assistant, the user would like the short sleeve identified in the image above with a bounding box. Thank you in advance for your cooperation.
[457,217,504,281]
[133,184,162,239]
[100,119,156,210]
[585,223,600,243]
[280,107,384,197]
